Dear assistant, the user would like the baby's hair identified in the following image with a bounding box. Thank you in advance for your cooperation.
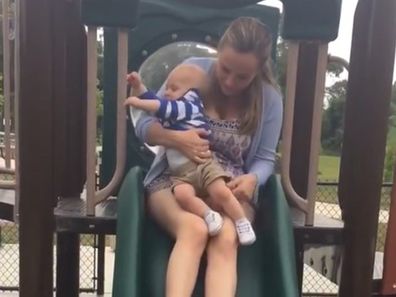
[171,63,205,78]
[169,63,207,89]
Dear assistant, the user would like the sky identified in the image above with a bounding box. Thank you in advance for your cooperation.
[261,0,396,82]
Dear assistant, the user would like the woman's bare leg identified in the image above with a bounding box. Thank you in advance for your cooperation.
[148,188,209,297]
[205,217,238,297]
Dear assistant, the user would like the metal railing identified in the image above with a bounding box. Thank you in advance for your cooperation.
[85,27,127,216]
[302,181,392,296]
[281,43,346,226]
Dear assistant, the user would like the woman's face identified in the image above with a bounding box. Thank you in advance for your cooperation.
[215,46,259,97]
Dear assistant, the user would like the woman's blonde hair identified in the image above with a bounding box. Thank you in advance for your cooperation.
[208,17,276,135]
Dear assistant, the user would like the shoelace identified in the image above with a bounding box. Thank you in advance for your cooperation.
[236,223,251,233]
[207,213,217,223]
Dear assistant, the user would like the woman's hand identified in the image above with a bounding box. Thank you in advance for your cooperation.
[171,128,211,164]
[227,174,258,201]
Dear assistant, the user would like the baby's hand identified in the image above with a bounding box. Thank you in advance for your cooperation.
[124,96,141,107]
[127,71,148,96]
[126,72,142,89]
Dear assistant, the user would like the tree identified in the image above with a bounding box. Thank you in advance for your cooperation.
[383,145,395,182]
[275,39,347,155]
[321,79,347,154]
[274,40,344,96]
[388,81,396,127]
[275,39,287,95]
[383,81,396,181]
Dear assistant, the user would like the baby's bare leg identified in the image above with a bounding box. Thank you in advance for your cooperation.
[207,178,256,245]
[240,201,255,222]
[174,183,224,236]
[206,178,245,221]
[173,183,210,217]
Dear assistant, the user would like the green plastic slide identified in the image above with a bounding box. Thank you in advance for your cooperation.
[112,166,298,297]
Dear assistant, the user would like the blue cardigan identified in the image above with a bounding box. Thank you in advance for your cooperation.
[134,57,283,188]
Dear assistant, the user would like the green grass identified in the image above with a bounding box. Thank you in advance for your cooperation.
[387,126,396,147]
[316,154,392,210]
[317,122,396,181]
[318,155,340,181]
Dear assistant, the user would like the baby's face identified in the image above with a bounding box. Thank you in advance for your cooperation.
[163,66,204,100]
[164,78,190,100]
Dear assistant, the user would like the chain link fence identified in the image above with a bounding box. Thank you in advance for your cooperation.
[0,221,18,291]
[314,181,391,252]
[302,181,392,296]
[0,220,98,293]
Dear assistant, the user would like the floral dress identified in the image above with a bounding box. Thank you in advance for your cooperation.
[146,118,251,195]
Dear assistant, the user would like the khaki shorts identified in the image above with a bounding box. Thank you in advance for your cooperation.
[171,159,231,197]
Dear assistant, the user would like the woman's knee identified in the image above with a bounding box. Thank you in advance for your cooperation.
[207,218,238,255]
[147,189,207,243]
[177,213,209,246]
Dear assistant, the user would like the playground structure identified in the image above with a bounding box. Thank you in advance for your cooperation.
[0,0,395,296]
[0,0,16,191]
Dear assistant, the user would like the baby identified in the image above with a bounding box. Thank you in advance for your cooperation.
[125,64,256,245]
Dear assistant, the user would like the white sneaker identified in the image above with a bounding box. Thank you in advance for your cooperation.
[204,210,223,236]
[236,218,256,246]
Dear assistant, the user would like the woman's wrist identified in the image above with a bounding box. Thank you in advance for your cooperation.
[146,123,179,149]
[146,122,172,147]
[160,129,180,149]
[246,173,258,186]
[247,173,259,199]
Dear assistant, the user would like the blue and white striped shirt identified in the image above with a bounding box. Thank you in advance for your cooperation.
[140,88,210,134]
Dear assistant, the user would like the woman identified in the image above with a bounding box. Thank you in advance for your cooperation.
[134,17,282,297]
